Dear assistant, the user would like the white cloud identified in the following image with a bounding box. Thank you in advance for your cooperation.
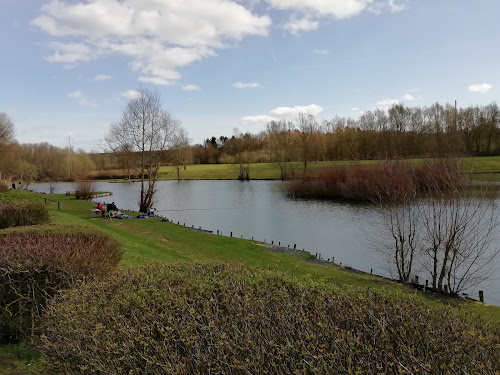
[233,82,261,88]
[469,83,492,94]
[33,0,271,85]
[241,103,323,124]
[68,90,97,107]
[313,49,329,55]
[182,84,201,91]
[120,90,141,100]
[267,0,371,19]
[270,104,324,117]
[44,42,96,63]
[402,94,415,101]
[375,98,399,111]
[94,74,111,81]
[241,115,276,124]
[283,15,319,34]
[388,0,406,13]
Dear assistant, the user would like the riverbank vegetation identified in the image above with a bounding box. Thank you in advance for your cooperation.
[1,190,499,373]
[287,158,465,202]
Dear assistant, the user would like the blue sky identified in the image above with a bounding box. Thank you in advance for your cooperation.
[1,0,499,151]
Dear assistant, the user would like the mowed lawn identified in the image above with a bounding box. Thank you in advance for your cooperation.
[94,156,500,181]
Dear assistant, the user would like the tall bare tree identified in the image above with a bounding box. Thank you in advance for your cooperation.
[0,113,15,181]
[170,128,191,181]
[106,88,181,212]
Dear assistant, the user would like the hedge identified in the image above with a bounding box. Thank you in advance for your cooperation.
[41,263,500,374]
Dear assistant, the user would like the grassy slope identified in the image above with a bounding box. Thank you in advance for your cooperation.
[42,191,500,321]
[95,156,500,181]
[1,190,500,372]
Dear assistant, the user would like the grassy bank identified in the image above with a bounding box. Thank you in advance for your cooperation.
[90,156,500,182]
[1,190,500,372]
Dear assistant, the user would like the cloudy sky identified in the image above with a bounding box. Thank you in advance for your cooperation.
[1,0,499,151]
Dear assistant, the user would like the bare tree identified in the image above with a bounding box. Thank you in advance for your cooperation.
[0,113,15,181]
[266,120,296,180]
[372,174,500,294]
[106,88,182,212]
[297,114,318,173]
[170,128,191,181]
[420,188,500,294]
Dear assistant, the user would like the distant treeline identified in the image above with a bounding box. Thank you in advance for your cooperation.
[2,102,499,182]
[191,102,500,166]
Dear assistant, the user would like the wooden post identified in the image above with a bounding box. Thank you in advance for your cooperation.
[217,230,219,235]
[294,244,296,250]
[479,291,484,303]
[252,236,253,240]
[315,253,317,258]
[271,241,274,244]
[230,232,232,237]
[57,202,60,211]
[279,242,280,246]
[370,268,373,274]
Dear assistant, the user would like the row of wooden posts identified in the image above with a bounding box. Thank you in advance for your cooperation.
[171,220,487,304]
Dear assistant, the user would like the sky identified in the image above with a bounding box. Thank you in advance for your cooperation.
[1,0,499,151]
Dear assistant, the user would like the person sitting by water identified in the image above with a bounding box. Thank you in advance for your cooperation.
[111,202,118,211]
[106,203,114,216]
[96,203,104,217]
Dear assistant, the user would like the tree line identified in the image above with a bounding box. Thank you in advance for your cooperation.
[0,113,95,185]
[193,102,500,171]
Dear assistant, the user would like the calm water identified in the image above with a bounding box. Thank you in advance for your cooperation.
[30,180,499,305]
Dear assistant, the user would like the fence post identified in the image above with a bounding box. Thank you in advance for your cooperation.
[294,244,296,250]
[57,202,60,211]
[479,291,484,303]
[230,232,232,237]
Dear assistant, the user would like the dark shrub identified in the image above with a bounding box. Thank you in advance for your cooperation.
[288,159,466,203]
[0,226,122,342]
[0,204,50,229]
[41,263,499,374]
[74,180,95,200]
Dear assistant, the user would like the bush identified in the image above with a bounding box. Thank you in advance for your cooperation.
[0,204,50,229]
[0,183,8,193]
[41,264,500,374]
[0,226,122,342]
[288,159,467,203]
[74,180,95,200]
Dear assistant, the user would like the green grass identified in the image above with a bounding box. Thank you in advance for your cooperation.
[97,156,500,182]
[1,189,500,373]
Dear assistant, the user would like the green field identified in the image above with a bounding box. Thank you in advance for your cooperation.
[1,190,500,373]
[95,156,500,182]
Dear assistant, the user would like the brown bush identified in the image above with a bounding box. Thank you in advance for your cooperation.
[0,183,8,193]
[41,264,500,374]
[74,180,95,200]
[288,159,466,203]
[0,226,122,342]
[0,204,50,229]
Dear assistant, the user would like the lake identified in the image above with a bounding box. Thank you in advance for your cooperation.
[30,180,500,305]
